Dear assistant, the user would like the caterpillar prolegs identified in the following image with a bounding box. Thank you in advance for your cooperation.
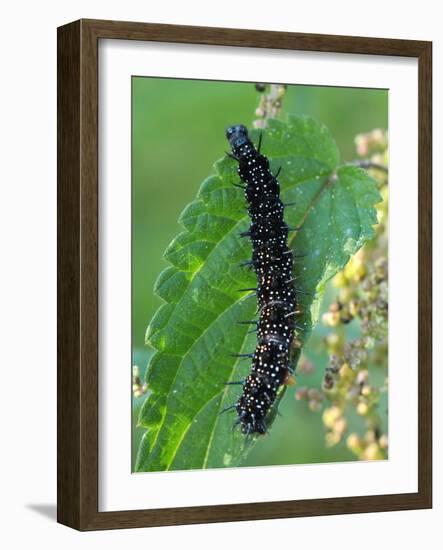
[225,124,299,436]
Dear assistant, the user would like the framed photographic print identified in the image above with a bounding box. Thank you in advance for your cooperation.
[57,19,432,530]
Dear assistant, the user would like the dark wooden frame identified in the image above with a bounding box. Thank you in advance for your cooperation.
[57,18,432,531]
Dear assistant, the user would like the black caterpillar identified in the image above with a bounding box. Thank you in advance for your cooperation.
[225,124,298,436]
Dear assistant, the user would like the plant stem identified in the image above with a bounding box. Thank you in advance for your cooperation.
[253,83,287,128]
[353,160,388,173]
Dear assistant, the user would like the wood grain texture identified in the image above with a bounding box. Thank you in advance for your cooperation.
[57,20,81,528]
[57,19,432,531]
[417,41,432,506]
[82,18,429,56]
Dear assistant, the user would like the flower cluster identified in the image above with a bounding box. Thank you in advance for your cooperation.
[132,365,148,398]
[253,84,287,128]
[296,128,389,460]
[355,128,388,159]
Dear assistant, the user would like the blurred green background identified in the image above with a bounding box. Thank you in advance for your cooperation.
[132,77,388,469]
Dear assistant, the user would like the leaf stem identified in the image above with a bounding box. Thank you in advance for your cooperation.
[352,160,388,173]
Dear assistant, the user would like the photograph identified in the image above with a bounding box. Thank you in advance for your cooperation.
[131,77,389,473]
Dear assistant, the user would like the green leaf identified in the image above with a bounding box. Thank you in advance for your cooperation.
[135,115,381,472]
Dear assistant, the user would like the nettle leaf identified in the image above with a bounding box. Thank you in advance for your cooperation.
[135,115,381,472]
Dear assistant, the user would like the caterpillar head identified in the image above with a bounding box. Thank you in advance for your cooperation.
[226,124,249,149]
